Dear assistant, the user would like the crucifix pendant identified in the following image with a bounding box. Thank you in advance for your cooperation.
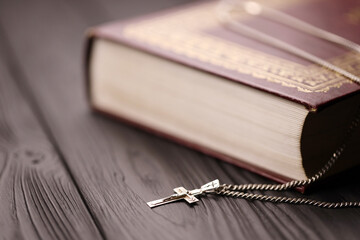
[147,179,220,208]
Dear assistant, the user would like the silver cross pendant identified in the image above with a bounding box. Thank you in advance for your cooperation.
[147,179,220,208]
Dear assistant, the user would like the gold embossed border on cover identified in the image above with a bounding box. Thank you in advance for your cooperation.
[122,1,359,93]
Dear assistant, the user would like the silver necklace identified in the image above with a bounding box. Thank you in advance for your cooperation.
[147,1,360,209]
[147,105,360,209]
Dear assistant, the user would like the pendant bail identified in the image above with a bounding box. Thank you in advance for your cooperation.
[200,179,220,193]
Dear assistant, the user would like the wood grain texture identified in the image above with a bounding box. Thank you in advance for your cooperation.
[0,0,360,239]
[0,30,102,240]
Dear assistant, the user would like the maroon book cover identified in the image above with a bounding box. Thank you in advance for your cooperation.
[85,0,360,189]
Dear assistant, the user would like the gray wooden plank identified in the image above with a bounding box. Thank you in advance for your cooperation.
[0,29,102,240]
[1,0,360,239]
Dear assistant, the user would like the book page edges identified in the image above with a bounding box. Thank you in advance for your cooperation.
[84,35,308,193]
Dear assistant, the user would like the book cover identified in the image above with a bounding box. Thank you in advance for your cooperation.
[87,0,360,110]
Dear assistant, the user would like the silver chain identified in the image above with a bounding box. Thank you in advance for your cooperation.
[213,0,360,208]
[216,104,360,208]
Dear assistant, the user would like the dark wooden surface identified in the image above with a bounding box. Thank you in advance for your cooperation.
[0,0,360,239]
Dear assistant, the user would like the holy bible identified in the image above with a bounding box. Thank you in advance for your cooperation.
[85,0,360,185]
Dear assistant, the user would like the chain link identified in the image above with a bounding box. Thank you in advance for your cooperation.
[216,106,360,208]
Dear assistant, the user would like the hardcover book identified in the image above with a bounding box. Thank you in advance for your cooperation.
[85,0,360,186]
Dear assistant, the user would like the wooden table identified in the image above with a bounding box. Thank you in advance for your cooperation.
[1,0,360,239]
